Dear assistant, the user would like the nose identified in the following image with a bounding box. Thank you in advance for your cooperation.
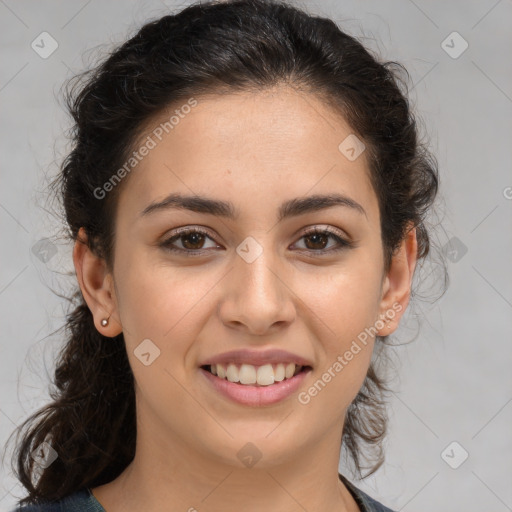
[217,242,296,336]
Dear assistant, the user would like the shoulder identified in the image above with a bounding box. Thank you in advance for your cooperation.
[339,473,396,512]
[11,488,105,512]
[352,489,396,512]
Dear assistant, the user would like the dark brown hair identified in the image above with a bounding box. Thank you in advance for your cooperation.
[5,0,445,505]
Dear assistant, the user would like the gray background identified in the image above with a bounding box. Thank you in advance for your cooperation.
[1,1,511,511]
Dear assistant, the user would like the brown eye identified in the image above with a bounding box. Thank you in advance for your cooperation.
[294,228,352,254]
[161,227,219,256]
[303,232,330,250]
[180,231,207,250]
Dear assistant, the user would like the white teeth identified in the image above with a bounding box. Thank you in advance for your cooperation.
[207,362,304,386]
[274,363,285,382]
[239,364,256,384]
[226,363,239,383]
[217,364,226,379]
[256,364,274,386]
[285,362,295,379]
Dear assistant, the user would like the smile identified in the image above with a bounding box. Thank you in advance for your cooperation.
[199,364,312,406]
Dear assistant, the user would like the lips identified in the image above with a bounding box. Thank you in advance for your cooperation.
[199,365,312,406]
[197,348,314,405]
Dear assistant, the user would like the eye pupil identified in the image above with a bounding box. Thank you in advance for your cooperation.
[182,232,205,249]
[305,233,328,250]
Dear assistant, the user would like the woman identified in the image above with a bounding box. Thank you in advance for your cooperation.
[7,0,441,510]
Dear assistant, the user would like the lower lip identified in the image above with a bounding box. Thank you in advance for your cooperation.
[199,367,312,406]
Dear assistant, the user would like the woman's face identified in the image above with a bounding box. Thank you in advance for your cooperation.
[94,86,413,469]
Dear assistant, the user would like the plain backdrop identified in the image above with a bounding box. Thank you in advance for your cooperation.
[1,1,511,511]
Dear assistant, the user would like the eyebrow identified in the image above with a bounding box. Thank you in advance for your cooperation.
[140,192,367,221]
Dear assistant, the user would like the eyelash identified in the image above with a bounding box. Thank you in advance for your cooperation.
[160,226,354,257]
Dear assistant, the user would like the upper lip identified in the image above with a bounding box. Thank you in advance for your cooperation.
[199,348,313,368]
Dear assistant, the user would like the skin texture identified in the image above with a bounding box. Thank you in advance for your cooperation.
[73,86,418,512]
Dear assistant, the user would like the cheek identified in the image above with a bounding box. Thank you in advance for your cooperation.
[295,261,382,341]
[114,266,216,414]
[296,270,377,413]
[297,347,373,425]
[114,259,220,354]
[293,265,380,405]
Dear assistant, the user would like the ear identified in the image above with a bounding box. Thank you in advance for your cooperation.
[376,223,418,335]
[73,227,123,337]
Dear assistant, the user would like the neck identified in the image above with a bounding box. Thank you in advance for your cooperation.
[92,406,359,512]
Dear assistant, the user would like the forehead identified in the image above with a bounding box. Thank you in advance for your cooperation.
[117,86,379,225]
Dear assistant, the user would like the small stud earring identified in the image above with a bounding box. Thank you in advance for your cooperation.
[101,318,109,327]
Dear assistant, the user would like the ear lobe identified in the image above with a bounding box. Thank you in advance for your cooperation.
[376,224,418,335]
[73,228,122,337]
